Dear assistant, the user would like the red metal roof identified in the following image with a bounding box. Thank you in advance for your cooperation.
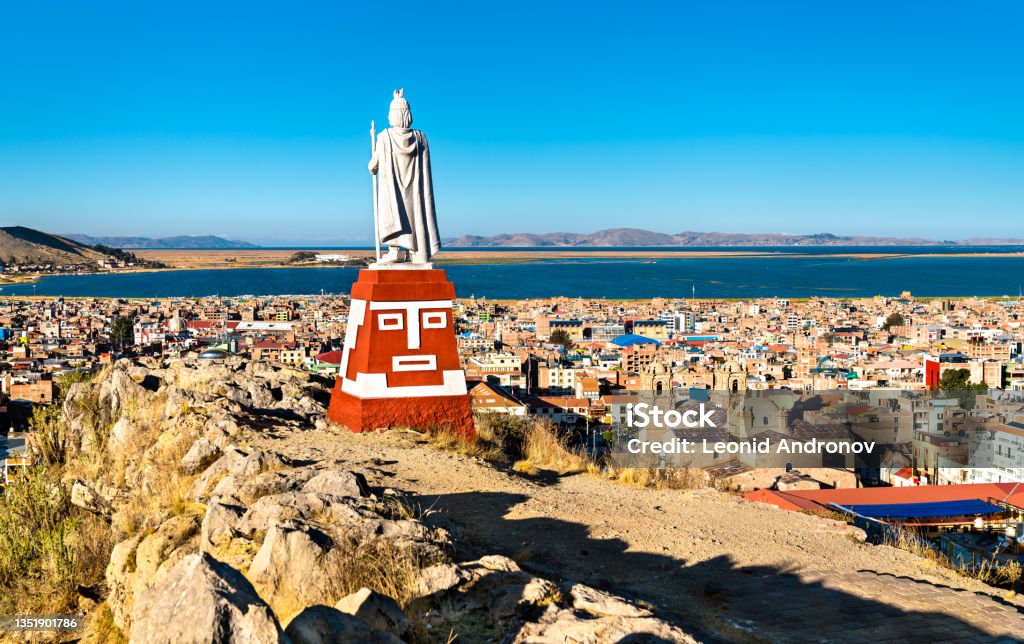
[315,349,343,365]
[744,489,823,512]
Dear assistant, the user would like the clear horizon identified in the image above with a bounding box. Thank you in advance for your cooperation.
[49,228,1024,248]
[2,1,1022,244]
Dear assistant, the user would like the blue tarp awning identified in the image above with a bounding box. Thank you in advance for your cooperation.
[610,334,661,348]
[837,499,1004,520]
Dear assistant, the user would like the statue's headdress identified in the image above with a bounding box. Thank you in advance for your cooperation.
[388,88,412,128]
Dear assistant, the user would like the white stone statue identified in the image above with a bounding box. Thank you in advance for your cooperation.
[368,89,441,266]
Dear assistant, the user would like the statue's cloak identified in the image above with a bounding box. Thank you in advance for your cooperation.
[374,128,440,256]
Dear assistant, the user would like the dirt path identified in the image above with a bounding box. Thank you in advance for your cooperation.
[257,428,1024,642]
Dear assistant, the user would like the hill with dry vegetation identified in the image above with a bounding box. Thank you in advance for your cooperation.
[5,359,1024,642]
[0,226,110,265]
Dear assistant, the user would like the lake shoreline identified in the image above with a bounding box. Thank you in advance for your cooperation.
[5,253,1024,300]
[128,248,1024,272]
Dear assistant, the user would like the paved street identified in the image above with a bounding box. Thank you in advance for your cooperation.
[711,568,1024,643]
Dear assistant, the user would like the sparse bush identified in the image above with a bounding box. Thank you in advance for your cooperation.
[475,412,532,461]
[967,557,1024,587]
[0,466,113,615]
[113,424,202,535]
[28,403,69,466]
[67,381,114,455]
[431,414,590,476]
[513,420,590,475]
[55,368,95,400]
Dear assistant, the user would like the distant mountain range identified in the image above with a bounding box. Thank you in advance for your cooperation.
[0,226,109,265]
[64,234,258,249]
[447,228,1024,247]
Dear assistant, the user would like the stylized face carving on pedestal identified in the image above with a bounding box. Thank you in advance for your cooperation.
[339,298,467,398]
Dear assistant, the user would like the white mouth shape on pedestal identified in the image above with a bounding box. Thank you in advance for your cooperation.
[392,355,438,372]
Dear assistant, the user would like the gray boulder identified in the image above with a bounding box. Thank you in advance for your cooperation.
[191,447,287,502]
[414,562,474,599]
[248,521,334,608]
[130,552,285,643]
[70,480,113,517]
[513,608,697,643]
[334,588,408,636]
[283,605,373,644]
[569,583,652,618]
[109,417,140,453]
[109,366,147,417]
[302,469,370,499]
[236,492,363,538]
[181,438,222,475]
[232,467,318,506]
[105,533,143,632]
[201,502,246,550]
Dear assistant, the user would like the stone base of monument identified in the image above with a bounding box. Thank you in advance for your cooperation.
[325,268,475,438]
[327,389,473,435]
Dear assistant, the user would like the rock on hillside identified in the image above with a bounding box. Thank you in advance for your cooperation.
[65,359,696,642]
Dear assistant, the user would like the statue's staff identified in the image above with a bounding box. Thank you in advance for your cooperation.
[370,119,380,262]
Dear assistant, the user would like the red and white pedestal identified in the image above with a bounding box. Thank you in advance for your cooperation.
[326,268,474,438]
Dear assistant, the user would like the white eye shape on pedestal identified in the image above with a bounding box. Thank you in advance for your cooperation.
[422,312,447,329]
[378,313,404,330]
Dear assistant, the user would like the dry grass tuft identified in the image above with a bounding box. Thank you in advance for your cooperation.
[883,524,945,567]
[430,413,591,476]
[607,466,708,490]
[429,413,721,493]
[884,524,1024,587]
[967,557,1024,587]
[81,602,128,644]
[28,403,69,467]
[114,427,202,535]
[323,536,428,610]
[512,420,590,475]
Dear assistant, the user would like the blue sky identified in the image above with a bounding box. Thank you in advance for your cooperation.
[1,1,1022,245]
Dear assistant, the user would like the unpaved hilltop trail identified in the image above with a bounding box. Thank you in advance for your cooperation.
[257,428,1024,642]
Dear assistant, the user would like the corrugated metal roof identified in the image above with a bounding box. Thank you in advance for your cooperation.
[836,499,1004,520]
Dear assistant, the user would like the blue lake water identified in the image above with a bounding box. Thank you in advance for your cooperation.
[4,253,1024,299]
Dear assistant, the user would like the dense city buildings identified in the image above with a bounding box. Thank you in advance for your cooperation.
[3,292,1024,487]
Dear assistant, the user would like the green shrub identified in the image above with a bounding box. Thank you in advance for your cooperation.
[0,467,76,613]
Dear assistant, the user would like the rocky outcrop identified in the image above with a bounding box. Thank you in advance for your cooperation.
[68,359,696,642]
[247,521,335,610]
[130,553,285,644]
